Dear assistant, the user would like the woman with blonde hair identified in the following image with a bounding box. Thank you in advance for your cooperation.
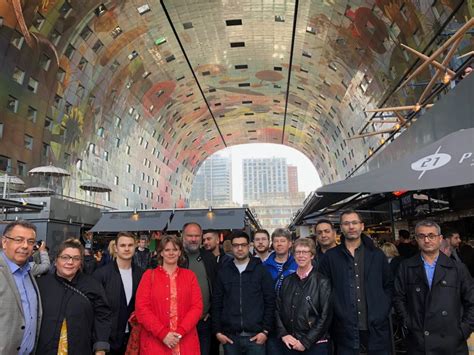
[381,242,402,276]
[135,235,202,354]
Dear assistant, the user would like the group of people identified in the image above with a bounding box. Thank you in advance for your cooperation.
[0,211,473,354]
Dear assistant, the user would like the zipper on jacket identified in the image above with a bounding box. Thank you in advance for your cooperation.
[240,272,243,331]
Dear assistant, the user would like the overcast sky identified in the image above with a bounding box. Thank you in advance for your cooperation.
[215,143,322,204]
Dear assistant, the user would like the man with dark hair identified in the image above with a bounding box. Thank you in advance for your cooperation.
[320,210,393,354]
[444,229,474,276]
[203,230,233,266]
[397,229,418,259]
[394,220,474,354]
[93,232,144,354]
[253,229,272,262]
[212,230,275,354]
[133,236,151,269]
[314,219,337,254]
[181,222,218,355]
[0,220,42,354]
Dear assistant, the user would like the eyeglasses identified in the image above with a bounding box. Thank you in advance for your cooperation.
[232,243,249,249]
[294,250,312,256]
[58,255,82,263]
[341,221,361,227]
[3,236,36,246]
[415,233,440,241]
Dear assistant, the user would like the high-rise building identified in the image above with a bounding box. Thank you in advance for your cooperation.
[287,165,298,194]
[190,154,232,207]
[243,158,289,203]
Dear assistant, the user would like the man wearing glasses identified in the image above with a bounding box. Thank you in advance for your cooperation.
[319,210,393,354]
[212,230,275,354]
[394,220,474,354]
[0,220,42,354]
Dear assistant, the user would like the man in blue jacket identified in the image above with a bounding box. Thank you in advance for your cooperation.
[320,210,393,354]
[212,230,275,354]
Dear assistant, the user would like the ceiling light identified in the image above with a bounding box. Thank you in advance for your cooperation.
[137,4,150,15]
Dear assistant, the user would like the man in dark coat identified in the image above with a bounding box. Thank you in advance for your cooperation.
[444,229,474,277]
[319,210,393,354]
[394,220,474,354]
[93,232,144,354]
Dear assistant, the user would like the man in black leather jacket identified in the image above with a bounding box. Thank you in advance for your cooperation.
[276,237,333,354]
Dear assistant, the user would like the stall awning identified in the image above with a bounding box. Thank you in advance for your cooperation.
[167,208,248,231]
[318,128,474,194]
[90,210,173,233]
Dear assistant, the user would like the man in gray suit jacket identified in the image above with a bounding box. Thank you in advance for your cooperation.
[0,220,43,354]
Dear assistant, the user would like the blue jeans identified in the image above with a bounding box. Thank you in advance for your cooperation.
[197,318,212,355]
[223,335,266,355]
[282,341,329,355]
[266,335,285,354]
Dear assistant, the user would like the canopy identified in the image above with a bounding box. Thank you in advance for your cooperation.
[318,128,474,194]
[28,164,70,177]
[25,187,55,195]
[167,208,248,231]
[90,210,173,233]
[80,181,112,193]
[0,175,25,185]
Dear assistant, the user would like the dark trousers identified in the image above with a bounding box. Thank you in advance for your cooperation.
[336,331,389,355]
[197,318,212,355]
[109,332,130,355]
[282,341,329,355]
[266,334,285,354]
[223,335,266,355]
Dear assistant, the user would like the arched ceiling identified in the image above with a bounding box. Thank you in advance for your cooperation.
[0,0,472,208]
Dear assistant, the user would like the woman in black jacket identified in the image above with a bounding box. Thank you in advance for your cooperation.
[37,238,112,355]
[276,238,333,354]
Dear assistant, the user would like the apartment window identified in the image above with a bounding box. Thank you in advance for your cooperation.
[44,117,53,131]
[24,135,33,150]
[115,116,121,127]
[40,54,51,71]
[27,106,37,122]
[126,164,131,173]
[76,159,83,170]
[11,31,24,50]
[76,84,85,98]
[124,198,129,207]
[7,96,19,113]
[0,123,3,139]
[17,161,27,176]
[88,143,96,154]
[12,67,25,84]
[63,152,70,165]
[57,68,66,82]
[126,145,130,155]
[103,151,109,161]
[105,191,110,202]
[78,57,88,71]
[53,94,62,109]
[0,155,12,172]
[80,26,93,41]
[114,176,119,185]
[42,142,50,158]
[64,44,75,59]
[92,40,104,53]
[27,78,39,93]
[33,13,45,30]
[115,137,120,148]
[50,30,62,46]
[97,127,105,137]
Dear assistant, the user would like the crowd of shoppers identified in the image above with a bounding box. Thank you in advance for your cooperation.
[0,214,473,354]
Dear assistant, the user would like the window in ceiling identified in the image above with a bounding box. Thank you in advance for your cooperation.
[183,22,193,29]
[242,100,252,104]
[137,4,151,15]
[302,50,311,58]
[274,66,282,71]
[142,71,151,79]
[186,92,193,97]
[226,19,242,26]
[246,121,255,124]
[128,50,138,61]
[248,130,257,133]
[300,67,308,73]
[230,42,245,48]
[335,95,342,103]
[349,102,355,111]
[149,105,154,112]
[110,60,120,72]
[275,15,285,22]
[239,82,250,87]
[80,26,92,41]
[235,64,248,69]
[328,63,337,71]
[209,87,216,92]
[306,26,316,34]
[166,54,175,62]
[244,112,254,116]
[111,26,122,39]
[274,84,281,89]
[94,4,106,17]
[341,79,349,89]
[202,71,211,76]
[297,86,304,91]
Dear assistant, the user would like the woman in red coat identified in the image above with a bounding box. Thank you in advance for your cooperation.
[135,235,202,354]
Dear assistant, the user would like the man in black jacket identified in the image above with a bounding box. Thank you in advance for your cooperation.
[203,229,233,267]
[394,220,474,354]
[93,232,144,354]
[319,210,393,354]
[212,230,275,354]
[181,222,218,355]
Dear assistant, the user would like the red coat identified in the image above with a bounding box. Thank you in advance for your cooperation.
[135,267,203,355]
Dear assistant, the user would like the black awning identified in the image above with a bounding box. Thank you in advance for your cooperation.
[90,210,173,233]
[318,128,474,194]
[167,208,247,231]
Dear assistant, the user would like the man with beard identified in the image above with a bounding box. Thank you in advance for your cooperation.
[93,232,144,354]
[203,230,233,267]
[181,222,218,355]
[314,219,338,254]
[320,210,393,354]
[212,230,275,354]
[253,229,272,262]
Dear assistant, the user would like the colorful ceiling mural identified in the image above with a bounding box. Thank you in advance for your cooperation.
[0,0,472,209]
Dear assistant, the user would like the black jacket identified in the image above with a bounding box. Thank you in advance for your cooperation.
[319,235,393,351]
[181,248,218,295]
[37,272,112,354]
[276,268,333,350]
[133,248,151,270]
[92,261,144,351]
[212,257,275,335]
[394,252,474,354]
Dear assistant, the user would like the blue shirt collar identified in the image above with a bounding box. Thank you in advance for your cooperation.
[420,253,438,267]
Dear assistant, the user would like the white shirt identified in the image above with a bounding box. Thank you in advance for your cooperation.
[119,267,133,305]
[234,260,249,274]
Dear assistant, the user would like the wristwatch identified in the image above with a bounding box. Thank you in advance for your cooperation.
[262,330,269,336]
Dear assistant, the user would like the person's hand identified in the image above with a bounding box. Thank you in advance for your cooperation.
[250,332,267,344]
[216,332,234,344]
[94,251,102,262]
[292,340,305,351]
[163,332,181,348]
[282,334,299,349]
[39,241,47,252]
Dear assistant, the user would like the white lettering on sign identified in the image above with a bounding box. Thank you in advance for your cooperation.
[411,146,451,180]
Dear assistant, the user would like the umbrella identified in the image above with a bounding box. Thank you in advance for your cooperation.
[0,175,25,185]
[25,187,55,195]
[28,164,70,177]
[80,181,112,193]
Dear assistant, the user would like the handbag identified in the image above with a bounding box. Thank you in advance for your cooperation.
[125,269,156,355]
